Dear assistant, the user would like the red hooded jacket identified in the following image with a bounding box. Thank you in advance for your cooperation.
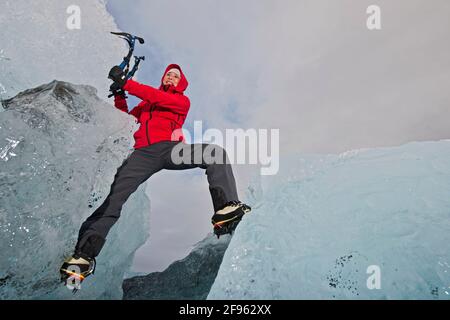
[114,64,190,149]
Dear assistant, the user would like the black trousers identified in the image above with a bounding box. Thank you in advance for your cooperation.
[75,141,239,258]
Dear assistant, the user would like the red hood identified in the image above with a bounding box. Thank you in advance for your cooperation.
[159,63,188,94]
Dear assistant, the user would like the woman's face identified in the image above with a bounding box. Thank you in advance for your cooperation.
[163,71,181,87]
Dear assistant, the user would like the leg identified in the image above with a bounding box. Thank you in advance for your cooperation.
[75,148,165,258]
[164,143,239,212]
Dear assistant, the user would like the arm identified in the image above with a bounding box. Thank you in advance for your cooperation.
[114,94,144,121]
[123,79,190,115]
[114,94,129,113]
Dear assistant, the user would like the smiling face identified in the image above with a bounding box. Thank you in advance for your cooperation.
[162,70,181,87]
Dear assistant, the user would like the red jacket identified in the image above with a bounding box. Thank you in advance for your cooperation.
[114,64,190,149]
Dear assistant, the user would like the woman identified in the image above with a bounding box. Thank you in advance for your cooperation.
[60,64,251,285]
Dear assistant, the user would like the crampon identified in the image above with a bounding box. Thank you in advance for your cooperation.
[60,255,96,294]
[212,202,251,238]
[213,215,245,238]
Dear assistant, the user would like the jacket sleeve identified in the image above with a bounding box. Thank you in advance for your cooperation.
[114,94,144,121]
[123,79,190,116]
[114,94,129,113]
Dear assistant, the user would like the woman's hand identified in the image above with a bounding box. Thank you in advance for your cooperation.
[108,66,127,89]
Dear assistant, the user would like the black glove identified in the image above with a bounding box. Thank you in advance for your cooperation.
[108,66,127,89]
[108,83,127,99]
[110,82,125,94]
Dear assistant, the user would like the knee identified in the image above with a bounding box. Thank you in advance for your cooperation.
[204,144,229,165]
[211,144,226,155]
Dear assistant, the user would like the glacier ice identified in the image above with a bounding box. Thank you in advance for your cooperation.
[208,141,450,299]
[0,80,150,299]
[122,165,263,300]
[0,0,125,101]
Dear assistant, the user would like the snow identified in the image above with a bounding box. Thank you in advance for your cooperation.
[0,80,149,299]
[208,140,450,299]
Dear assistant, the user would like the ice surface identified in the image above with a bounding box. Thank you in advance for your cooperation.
[0,80,150,299]
[208,141,450,299]
[123,234,232,300]
[0,0,125,101]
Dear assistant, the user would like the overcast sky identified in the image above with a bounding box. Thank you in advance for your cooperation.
[106,0,450,273]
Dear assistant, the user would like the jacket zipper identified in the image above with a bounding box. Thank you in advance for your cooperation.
[145,119,150,145]
[146,106,155,145]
